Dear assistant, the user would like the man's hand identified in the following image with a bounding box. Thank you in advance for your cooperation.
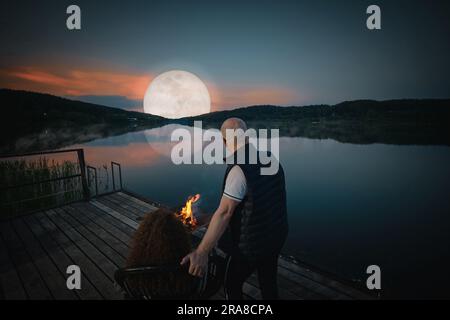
[181,249,208,277]
[180,196,239,277]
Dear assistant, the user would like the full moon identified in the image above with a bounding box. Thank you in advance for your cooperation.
[143,70,211,119]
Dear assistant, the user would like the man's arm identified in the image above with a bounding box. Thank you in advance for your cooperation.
[181,195,240,277]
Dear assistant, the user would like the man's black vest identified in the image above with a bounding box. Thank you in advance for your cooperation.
[221,144,288,261]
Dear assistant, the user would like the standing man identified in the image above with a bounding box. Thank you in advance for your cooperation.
[181,118,288,299]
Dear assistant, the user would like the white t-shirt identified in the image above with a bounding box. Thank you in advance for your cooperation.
[223,166,247,202]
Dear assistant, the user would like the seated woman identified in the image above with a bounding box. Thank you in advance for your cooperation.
[125,208,195,299]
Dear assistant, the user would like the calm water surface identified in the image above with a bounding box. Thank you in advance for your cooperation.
[66,125,450,298]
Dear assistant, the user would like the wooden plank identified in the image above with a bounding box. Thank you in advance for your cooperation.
[47,209,123,275]
[23,214,102,300]
[245,272,319,300]
[116,192,159,212]
[0,233,27,299]
[110,192,153,212]
[11,218,78,300]
[276,273,326,300]
[0,220,52,299]
[102,193,149,216]
[96,197,143,221]
[278,257,372,299]
[54,207,127,267]
[242,282,261,300]
[35,211,121,299]
[245,273,301,300]
[90,200,139,229]
[209,288,225,300]
[115,191,159,210]
[63,205,130,258]
[73,202,136,238]
[99,194,145,216]
[276,263,351,300]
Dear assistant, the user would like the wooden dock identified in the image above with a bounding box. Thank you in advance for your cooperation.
[0,191,373,300]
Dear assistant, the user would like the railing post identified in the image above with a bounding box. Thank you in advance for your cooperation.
[77,149,90,200]
[87,166,98,197]
[119,164,123,190]
[111,161,123,191]
[111,161,116,191]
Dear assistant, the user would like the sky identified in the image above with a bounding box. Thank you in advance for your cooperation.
[0,0,449,112]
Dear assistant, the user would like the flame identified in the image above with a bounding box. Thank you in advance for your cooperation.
[177,194,200,228]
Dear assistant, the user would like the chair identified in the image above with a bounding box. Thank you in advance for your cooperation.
[114,249,226,300]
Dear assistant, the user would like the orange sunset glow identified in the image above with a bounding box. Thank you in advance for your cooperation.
[0,66,152,100]
[0,65,299,112]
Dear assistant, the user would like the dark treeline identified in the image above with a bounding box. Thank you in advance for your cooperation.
[1,89,450,154]
[0,89,168,154]
[180,99,450,145]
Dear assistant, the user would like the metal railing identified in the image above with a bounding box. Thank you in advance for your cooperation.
[0,148,124,218]
[0,149,90,217]
[87,165,98,197]
[0,148,89,196]
[111,161,123,191]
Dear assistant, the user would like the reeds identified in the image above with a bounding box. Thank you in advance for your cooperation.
[0,157,83,217]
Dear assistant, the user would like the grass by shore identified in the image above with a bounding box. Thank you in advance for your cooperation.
[0,157,83,217]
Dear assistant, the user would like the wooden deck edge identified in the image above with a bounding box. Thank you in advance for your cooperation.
[279,255,377,300]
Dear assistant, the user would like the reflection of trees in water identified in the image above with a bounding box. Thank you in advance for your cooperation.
[199,119,450,146]
[1,122,164,154]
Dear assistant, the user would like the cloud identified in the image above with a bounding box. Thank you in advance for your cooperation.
[0,66,152,100]
[1,65,300,111]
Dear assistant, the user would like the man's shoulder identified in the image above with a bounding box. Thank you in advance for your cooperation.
[227,165,246,183]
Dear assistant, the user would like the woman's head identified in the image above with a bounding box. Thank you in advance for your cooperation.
[126,207,194,298]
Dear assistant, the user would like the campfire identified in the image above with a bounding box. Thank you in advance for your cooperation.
[176,194,200,229]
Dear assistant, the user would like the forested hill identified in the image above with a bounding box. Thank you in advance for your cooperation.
[1,89,165,130]
[180,99,450,145]
[1,89,450,153]
[0,89,167,153]
[185,99,450,124]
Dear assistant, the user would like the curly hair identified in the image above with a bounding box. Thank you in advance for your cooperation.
[126,207,195,299]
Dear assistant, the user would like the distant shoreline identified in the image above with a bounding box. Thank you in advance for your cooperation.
[1,89,450,154]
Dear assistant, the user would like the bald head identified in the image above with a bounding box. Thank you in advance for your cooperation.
[221,118,248,152]
[220,118,247,137]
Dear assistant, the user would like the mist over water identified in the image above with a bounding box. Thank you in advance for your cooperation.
[66,125,450,299]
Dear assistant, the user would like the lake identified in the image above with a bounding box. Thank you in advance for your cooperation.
[65,125,450,299]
